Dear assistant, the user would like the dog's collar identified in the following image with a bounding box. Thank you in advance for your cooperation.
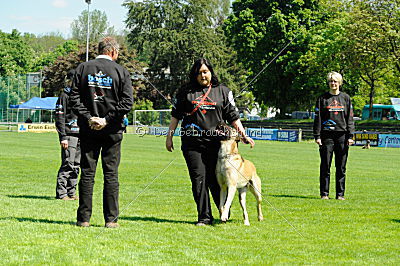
[218,153,238,159]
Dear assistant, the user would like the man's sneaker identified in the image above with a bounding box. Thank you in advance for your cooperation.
[76,221,90,227]
[105,222,119,228]
[321,196,329,200]
[195,222,207,226]
[336,196,345,200]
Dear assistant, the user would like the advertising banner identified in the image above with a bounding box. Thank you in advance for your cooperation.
[246,128,278,140]
[378,134,400,148]
[18,123,56,133]
[354,132,379,146]
[277,130,299,142]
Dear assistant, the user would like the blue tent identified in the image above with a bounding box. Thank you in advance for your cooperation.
[9,97,58,110]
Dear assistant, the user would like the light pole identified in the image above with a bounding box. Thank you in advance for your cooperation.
[85,0,91,62]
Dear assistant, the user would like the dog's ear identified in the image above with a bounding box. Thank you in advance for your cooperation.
[215,121,232,140]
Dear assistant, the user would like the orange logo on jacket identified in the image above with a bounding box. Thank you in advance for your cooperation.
[191,95,217,114]
[327,100,344,115]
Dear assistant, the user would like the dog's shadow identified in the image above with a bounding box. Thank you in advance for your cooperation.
[120,216,236,226]
[270,194,319,200]
[119,216,193,225]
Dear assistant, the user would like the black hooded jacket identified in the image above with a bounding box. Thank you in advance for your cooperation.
[55,87,79,141]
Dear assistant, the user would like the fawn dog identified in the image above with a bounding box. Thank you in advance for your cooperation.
[215,123,263,225]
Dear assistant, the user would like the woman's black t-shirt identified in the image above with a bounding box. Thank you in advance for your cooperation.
[171,84,240,149]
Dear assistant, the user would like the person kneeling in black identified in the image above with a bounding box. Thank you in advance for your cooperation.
[166,58,254,226]
[313,71,355,200]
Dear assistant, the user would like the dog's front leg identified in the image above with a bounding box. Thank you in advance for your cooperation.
[221,186,236,222]
[219,185,227,218]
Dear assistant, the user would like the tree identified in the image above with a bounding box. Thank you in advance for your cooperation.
[42,44,143,97]
[71,9,116,43]
[32,40,79,72]
[295,0,400,116]
[0,30,34,76]
[344,0,394,119]
[124,0,249,109]
[23,32,66,54]
[372,0,400,74]
[224,0,322,117]
[295,1,362,111]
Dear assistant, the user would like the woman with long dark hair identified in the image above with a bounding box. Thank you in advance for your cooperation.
[166,58,254,226]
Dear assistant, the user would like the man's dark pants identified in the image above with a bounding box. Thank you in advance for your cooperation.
[319,132,349,197]
[182,143,221,225]
[77,132,123,223]
[56,136,80,199]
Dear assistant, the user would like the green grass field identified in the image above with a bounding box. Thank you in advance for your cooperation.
[0,132,399,264]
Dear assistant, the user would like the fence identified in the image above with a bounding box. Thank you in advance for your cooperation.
[0,73,47,123]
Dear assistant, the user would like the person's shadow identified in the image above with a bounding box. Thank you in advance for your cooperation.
[0,217,103,227]
[270,194,319,200]
[7,195,54,200]
[0,217,74,225]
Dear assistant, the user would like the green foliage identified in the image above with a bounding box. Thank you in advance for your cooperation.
[124,0,248,109]
[226,0,400,117]
[0,133,399,264]
[225,0,322,116]
[0,30,34,76]
[127,98,154,125]
[32,40,79,71]
[42,44,142,97]
[71,9,116,43]
[22,32,66,54]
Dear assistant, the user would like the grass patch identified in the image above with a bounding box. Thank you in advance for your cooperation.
[0,132,399,264]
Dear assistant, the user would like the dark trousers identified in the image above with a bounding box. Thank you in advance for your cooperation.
[77,133,123,223]
[319,132,349,197]
[56,136,80,199]
[182,144,221,224]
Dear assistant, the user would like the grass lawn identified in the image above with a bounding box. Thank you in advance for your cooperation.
[0,132,399,264]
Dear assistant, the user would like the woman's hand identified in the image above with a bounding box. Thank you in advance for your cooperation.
[348,139,354,146]
[60,140,68,150]
[241,136,255,148]
[315,139,322,146]
[166,136,174,152]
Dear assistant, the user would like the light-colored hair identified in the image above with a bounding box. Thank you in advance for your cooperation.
[327,71,343,86]
[98,36,119,55]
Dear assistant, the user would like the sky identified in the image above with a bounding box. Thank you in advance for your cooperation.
[0,0,128,37]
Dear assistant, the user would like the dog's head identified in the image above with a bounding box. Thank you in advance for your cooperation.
[215,122,240,142]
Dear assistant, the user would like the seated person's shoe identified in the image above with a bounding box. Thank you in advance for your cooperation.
[195,222,207,226]
[69,195,79,200]
[59,196,72,200]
